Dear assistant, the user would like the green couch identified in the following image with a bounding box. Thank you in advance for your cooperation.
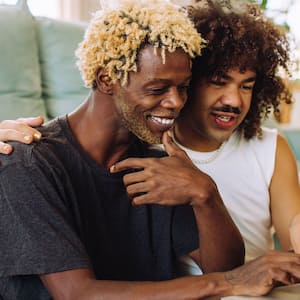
[283,129,300,173]
[0,0,89,121]
[284,130,300,162]
[264,119,300,168]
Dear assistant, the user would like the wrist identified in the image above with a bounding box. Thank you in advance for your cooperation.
[190,178,220,207]
[198,272,234,298]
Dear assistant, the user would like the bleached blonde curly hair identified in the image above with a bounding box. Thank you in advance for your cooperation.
[76,0,206,87]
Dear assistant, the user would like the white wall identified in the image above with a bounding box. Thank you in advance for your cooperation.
[82,0,100,20]
[291,90,300,127]
[59,0,100,21]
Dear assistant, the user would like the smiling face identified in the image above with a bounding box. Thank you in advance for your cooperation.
[112,46,192,144]
[176,68,256,151]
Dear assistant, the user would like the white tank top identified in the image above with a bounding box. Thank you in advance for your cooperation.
[178,127,278,262]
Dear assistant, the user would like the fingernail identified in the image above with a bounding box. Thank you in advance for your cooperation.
[110,165,115,172]
[24,135,31,142]
[167,131,174,142]
[34,133,41,140]
[3,145,11,154]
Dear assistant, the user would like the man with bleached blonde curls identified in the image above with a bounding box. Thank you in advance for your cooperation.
[76,0,204,89]
[2,0,300,299]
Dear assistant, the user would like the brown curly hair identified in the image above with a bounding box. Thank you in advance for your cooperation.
[186,0,292,139]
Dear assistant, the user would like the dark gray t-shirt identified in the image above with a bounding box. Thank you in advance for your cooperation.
[0,117,198,299]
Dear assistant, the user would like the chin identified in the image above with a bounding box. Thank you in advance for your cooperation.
[210,129,233,142]
[143,136,162,145]
[137,132,162,145]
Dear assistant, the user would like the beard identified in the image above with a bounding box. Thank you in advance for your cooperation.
[118,100,162,145]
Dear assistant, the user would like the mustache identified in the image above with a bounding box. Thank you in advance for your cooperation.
[212,105,241,115]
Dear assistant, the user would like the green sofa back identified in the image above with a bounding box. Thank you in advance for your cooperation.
[37,17,88,118]
[0,0,89,121]
[0,1,46,120]
[282,129,300,162]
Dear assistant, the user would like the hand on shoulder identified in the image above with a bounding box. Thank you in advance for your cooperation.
[0,116,43,154]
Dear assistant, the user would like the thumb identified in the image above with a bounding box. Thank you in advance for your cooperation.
[162,130,190,160]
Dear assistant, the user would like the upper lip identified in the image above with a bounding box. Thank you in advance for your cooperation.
[211,111,239,119]
[212,106,241,116]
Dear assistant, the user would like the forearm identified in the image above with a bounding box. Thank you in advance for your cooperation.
[75,274,231,300]
[192,187,245,273]
[41,268,233,300]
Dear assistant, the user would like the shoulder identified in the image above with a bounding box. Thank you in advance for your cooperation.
[242,127,278,150]
[251,127,278,145]
[275,132,296,162]
[261,126,278,139]
[260,127,292,157]
[252,126,279,160]
[0,118,68,173]
[0,140,35,171]
[232,127,278,183]
[230,127,278,152]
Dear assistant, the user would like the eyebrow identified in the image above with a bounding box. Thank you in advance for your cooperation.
[243,77,257,83]
[218,72,257,83]
[144,75,192,85]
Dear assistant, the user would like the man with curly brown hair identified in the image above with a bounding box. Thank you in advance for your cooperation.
[1,0,300,299]
[172,0,300,273]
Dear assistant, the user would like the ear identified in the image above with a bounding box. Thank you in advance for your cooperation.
[95,68,113,95]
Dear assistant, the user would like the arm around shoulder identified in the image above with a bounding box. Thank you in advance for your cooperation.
[0,117,43,154]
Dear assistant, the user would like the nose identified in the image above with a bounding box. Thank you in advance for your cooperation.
[221,85,242,108]
[161,87,187,111]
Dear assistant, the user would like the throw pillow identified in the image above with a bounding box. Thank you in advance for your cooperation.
[0,0,47,120]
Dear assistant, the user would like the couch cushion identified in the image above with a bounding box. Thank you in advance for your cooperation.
[36,17,89,118]
[0,1,47,121]
[282,129,300,162]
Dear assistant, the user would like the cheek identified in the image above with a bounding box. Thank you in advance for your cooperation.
[193,95,211,113]
[243,96,252,112]
[188,105,207,130]
[126,92,160,112]
[117,91,140,112]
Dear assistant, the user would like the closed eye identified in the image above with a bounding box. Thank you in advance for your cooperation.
[241,84,255,91]
[148,87,169,95]
[210,80,226,86]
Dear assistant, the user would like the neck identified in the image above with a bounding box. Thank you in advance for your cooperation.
[67,90,135,168]
[174,123,223,152]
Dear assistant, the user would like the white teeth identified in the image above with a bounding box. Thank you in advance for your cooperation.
[217,116,231,122]
[151,116,175,125]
